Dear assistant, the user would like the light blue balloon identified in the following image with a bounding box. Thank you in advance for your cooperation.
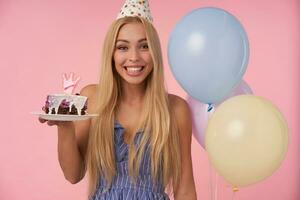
[168,7,249,104]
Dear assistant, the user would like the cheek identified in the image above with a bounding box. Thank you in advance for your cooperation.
[113,53,124,67]
[142,53,153,65]
[147,56,154,69]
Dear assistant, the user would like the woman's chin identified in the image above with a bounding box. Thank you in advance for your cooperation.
[121,77,146,86]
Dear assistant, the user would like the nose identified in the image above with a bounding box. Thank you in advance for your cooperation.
[129,48,140,62]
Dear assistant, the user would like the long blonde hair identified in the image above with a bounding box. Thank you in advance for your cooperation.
[86,16,181,197]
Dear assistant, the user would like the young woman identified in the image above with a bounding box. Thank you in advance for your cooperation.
[39,2,197,200]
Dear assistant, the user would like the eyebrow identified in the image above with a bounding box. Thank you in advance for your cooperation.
[116,38,147,43]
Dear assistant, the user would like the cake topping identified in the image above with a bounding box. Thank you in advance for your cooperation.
[63,72,81,95]
[43,73,88,116]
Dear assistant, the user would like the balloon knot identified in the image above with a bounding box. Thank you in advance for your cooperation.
[207,103,213,112]
[233,187,239,192]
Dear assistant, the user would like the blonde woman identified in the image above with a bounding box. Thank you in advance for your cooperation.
[39,1,197,199]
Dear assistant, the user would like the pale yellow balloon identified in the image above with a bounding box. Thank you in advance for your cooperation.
[205,95,289,187]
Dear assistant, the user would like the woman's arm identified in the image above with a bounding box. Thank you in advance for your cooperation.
[170,94,197,200]
[39,84,97,184]
[56,120,88,184]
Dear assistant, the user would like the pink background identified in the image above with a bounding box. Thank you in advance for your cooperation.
[0,0,299,199]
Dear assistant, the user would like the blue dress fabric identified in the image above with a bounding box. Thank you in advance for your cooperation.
[91,121,170,200]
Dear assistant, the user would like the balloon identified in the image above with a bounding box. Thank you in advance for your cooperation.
[187,98,212,148]
[205,95,289,187]
[227,79,253,99]
[168,7,249,104]
[188,80,252,148]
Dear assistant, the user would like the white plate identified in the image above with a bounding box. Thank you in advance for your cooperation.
[31,111,98,121]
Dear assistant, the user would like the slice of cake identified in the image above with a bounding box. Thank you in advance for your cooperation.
[43,93,88,115]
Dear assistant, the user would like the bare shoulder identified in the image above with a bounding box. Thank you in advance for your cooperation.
[168,94,190,116]
[80,84,98,113]
[168,94,192,132]
[80,84,98,98]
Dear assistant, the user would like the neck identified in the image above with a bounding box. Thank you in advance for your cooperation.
[120,81,146,105]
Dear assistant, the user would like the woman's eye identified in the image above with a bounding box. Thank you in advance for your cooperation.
[141,44,149,50]
[117,46,128,50]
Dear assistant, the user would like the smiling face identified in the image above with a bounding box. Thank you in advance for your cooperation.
[113,22,153,86]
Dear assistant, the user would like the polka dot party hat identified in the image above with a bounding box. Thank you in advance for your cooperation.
[117,0,153,22]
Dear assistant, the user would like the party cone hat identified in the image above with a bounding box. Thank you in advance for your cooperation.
[117,0,153,22]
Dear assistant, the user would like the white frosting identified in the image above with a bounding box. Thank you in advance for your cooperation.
[46,94,87,115]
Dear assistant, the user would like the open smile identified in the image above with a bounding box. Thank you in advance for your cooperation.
[123,66,145,76]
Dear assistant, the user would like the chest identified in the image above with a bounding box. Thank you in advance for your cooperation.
[116,105,142,144]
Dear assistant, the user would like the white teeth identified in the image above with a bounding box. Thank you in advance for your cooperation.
[126,67,143,72]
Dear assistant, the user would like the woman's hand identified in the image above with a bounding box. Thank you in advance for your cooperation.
[37,84,95,184]
[38,117,73,127]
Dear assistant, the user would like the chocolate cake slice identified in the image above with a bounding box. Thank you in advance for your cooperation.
[43,94,88,115]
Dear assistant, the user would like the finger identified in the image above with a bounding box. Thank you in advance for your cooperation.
[47,121,57,126]
[38,117,47,123]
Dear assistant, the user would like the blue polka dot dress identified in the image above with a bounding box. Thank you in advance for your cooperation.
[90,121,170,200]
